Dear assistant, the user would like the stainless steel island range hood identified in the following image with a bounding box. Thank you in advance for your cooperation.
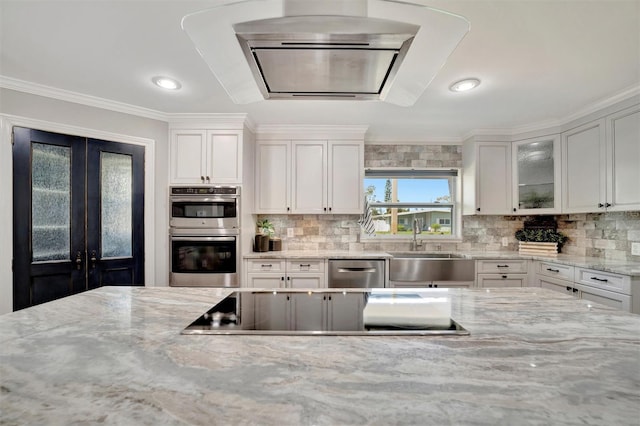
[234,16,419,100]
[181,0,470,106]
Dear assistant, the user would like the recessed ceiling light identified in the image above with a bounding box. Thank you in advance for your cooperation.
[152,76,181,90]
[449,78,480,92]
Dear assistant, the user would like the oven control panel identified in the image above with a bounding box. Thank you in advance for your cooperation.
[171,186,239,195]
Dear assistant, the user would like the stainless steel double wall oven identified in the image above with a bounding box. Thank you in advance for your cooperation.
[169,186,240,287]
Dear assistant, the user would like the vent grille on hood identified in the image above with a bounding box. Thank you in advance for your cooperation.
[235,16,418,100]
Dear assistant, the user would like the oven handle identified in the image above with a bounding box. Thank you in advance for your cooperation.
[171,236,236,242]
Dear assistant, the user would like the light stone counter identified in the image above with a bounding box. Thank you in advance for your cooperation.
[244,250,393,259]
[1,286,639,425]
[244,250,640,276]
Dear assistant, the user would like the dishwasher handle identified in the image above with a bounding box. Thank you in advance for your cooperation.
[337,267,377,273]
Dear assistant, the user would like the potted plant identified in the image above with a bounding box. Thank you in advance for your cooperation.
[515,228,568,255]
[254,219,274,252]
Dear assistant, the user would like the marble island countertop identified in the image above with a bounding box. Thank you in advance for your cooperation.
[244,250,640,276]
[2,286,639,425]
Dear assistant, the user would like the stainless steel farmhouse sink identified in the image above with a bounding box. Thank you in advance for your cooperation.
[389,253,475,285]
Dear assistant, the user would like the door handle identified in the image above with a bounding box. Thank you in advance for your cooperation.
[75,251,83,270]
[90,250,97,269]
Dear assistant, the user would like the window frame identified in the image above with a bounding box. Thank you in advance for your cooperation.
[362,167,462,241]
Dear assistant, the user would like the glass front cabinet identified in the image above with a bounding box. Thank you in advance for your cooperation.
[512,135,562,214]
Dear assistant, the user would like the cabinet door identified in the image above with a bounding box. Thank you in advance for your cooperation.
[287,273,325,289]
[606,106,640,211]
[291,141,326,213]
[476,143,512,214]
[575,284,631,312]
[206,131,241,183]
[255,141,290,213]
[253,292,290,330]
[539,276,576,297]
[512,135,561,214]
[477,274,526,288]
[246,274,285,288]
[328,141,363,214]
[562,119,607,213]
[170,129,206,184]
[327,292,364,331]
[289,293,327,331]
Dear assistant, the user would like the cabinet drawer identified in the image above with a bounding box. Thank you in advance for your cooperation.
[477,274,526,288]
[286,259,324,273]
[247,259,286,273]
[477,260,528,274]
[537,261,574,281]
[574,268,630,295]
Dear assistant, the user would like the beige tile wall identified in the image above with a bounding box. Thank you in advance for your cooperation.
[257,144,640,261]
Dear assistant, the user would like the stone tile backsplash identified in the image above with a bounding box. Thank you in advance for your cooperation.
[257,144,640,261]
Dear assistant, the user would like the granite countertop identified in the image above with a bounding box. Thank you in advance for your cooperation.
[244,250,640,276]
[2,286,639,425]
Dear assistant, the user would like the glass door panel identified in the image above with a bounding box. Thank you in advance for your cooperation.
[31,143,71,262]
[101,152,132,258]
[513,136,561,214]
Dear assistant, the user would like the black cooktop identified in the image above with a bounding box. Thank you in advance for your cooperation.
[181,289,469,336]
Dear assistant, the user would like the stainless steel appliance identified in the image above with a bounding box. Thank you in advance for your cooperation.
[169,186,240,287]
[169,228,239,287]
[328,259,385,288]
[169,186,239,229]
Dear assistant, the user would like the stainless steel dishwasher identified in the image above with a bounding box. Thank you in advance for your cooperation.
[328,259,385,288]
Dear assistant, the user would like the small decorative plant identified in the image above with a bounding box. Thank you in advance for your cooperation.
[256,219,275,236]
[515,229,568,245]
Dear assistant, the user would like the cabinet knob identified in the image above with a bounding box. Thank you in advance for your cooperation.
[605,203,612,208]
[200,176,205,183]
[501,275,508,279]
[329,207,332,212]
[572,288,579,293]
[476,207,481,212]
[598,203,604,208]
[206,176,210,183]
[566,286,572,291]
[323,207,327,212]
[287,207,290,212]
[513,208,517,212]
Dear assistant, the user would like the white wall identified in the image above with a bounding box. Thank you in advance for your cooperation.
[0,88,170,314]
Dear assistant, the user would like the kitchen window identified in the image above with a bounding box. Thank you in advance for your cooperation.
[363,169,461,240]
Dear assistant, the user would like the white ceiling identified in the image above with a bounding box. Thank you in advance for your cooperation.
[1,0,639,141]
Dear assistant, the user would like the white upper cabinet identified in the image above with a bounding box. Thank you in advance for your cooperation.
[562,119,606,213]
[606,106,640,212]
[170,128,243,184]
[512,135,561,215]
[254,140,291,213]
[562,105,640,213]
[463,140,512,215]
[328,141,364,214]
[291,140,327,214]
[254,129,365,214]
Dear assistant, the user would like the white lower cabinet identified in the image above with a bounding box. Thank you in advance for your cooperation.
[245,258,326,288]
[476,260,529,288]
[535,261,637,313]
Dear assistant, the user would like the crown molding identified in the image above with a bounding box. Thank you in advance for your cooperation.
[255,124,369,140]
[0,75,169,122]
[463,84,640,141]
[2,75,638,143]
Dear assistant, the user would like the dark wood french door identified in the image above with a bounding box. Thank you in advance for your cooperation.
[12,127,145,311]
